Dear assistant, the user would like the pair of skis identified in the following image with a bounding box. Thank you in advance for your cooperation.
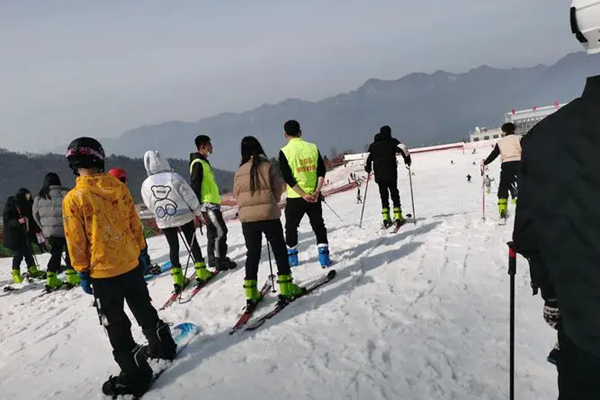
[229,270,337,334]
[159,271,221,310]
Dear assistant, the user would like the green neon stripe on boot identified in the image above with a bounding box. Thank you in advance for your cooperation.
[65,269,80,285]
[11,269,23,284]
[244,280,260,301]
[46,272,64,289]
[194,262,213,283]
[278,274,304,298]
[171,267,185,287]
[393,207,404,222]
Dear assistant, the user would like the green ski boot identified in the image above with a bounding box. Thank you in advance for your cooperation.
[28,265,46,279]
[194,261,214,284]
[382,208,392,229]
[498,199,508,219]
[65,269,80,286]
[11,269,23,284]
[46,272,64,290]
[244,279,260,304]
[171,267,188,293]
[278,274,305,300]
[393,207,405,226]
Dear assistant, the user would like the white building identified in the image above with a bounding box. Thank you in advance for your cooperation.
[504,103,566,136]
[469,127,503,142]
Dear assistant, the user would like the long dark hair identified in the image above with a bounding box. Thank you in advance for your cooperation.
[38,173,62,200]
[240,136,267,195]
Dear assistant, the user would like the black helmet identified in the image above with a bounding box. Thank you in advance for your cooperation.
[65,137,106,173]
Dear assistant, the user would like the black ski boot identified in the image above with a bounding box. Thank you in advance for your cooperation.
[143,321,177,361]
[103,345,152,398]
[215,257,237,272]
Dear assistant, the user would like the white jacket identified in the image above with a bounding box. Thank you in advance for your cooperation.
[141,150,202,229]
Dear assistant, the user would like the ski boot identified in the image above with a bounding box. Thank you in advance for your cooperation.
[45,272,64,291]
[498,199,508,219]
[393,207,406,228]
[511,198,518,205]
[171,267,189,293]
[278,274,306,302]
[318,244,330,268]
[194,261,214,284]
[547,342,560,366]
[288,247,299,267]
[28,265,46,279]
[11,269,23,284]
[103,345,152,398]
[244,279,261,308]
[143,321,177,361]
[215,257,236,272]
[382,208,392,229]
[65,269,81,286]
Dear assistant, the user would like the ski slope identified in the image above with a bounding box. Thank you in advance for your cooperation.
[0,147,557,400]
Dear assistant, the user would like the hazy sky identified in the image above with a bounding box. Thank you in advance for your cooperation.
[1,0,578,152]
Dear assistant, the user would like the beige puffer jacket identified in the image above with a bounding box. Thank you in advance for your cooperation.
[234,158,283,223]
[498,135,522,163]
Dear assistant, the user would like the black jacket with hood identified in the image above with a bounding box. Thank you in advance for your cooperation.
[365,131,411,183]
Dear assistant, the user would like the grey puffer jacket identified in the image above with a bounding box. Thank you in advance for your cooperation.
[32,186,70,238]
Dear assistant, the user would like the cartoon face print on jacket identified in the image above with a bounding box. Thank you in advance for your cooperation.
[151,185,178,219]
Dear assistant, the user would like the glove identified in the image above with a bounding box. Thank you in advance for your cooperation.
[78,271,93,295]
[543,299,560,330]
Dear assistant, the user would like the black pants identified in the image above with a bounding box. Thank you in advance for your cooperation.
[498,161,520,200]
[202,209,228,262]
[558,326,600,399]
[92,266,163,383]
[285,198,328,248]
[12,242,35,270]
[162,220,203,267]
[242,219,291,281]
[47,237,71,273]
[377,179,400,210]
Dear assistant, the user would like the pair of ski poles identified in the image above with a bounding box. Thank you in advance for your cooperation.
[359,166,416,228]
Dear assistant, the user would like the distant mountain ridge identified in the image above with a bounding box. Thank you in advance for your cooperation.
[54,52,600,170]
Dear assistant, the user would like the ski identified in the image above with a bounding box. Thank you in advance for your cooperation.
[245,270,337,332]
[159,273,196,310]
[390,219,408,234]
[35,282,76,299]
[129,322,200,400]
[144,261,173,282]
[178,270,222,304]
[229,279,273,335]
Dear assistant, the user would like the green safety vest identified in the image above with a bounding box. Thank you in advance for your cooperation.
[190,158,221,205]
[281,138,319,199]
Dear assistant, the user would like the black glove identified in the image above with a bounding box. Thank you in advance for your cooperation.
[543,300,560,330]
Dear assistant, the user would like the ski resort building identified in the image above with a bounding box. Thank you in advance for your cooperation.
[504,103,566,136]
[469,127,502,143]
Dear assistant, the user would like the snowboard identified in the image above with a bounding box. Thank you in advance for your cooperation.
[144,261,173,282]
[131,322,200,400]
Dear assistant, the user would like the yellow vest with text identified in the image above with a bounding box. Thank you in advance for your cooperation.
[281,138,319,199]
[189,158,221,205]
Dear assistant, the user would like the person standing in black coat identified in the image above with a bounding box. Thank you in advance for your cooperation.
[2,195,45,284]
[513,3,600,397]
[365,126,411,228]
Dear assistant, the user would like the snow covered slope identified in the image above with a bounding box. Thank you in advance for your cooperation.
[0,147,557,400]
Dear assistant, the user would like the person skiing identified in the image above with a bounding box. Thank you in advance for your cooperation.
[2,195,45,283]
[467,174,472,182]
[141,151,214,292]
[278,120,330,268]
[364,125,412,229]
[233,136,305,305]
[513,2,600,397]
[32,172,79,289]
[190,135,236,271]
[357,186,363,204]
[62,137,177,398]
[484,175,495,194]
[109,167,158,276]
[481,123,521,218]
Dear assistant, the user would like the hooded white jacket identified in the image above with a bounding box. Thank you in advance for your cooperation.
[141,150,202,229]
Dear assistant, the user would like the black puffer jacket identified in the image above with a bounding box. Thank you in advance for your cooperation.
[2,196,27,250]
[513,76,600,358]
[15,188,41,242]
[365,131,411,183]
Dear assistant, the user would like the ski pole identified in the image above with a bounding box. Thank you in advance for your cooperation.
[178,228,199,280]
[407,166,416,224]
[507,242,517,400]
[359,173,371,228]
[322,197,343,222]
[266,241,276,293]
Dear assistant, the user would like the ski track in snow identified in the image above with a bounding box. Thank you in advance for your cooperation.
[0,149,556,399]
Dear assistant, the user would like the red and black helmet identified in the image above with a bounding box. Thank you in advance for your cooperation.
[65,137,106,173]
[108,168,128,184]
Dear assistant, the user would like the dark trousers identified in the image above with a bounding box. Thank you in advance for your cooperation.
[498,161,520,200]
[377,179,401,210]
[92,266,162,383]
[202,209,228,262]
[12,242,35,270]
[162,220,203,267]
[242,219,291,281]
[558,326,600,399]
[47,237,71,273]
[284,198,328,248]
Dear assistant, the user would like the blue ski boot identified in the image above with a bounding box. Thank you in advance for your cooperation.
[288,247,299,267]
[318,244,330,268]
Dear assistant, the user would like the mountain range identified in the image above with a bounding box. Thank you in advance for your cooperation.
[53,52,599,171]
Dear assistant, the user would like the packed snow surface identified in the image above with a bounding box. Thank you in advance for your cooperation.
[0,147,556,399]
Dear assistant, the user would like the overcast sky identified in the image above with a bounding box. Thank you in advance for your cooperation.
[0,0,578,152]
